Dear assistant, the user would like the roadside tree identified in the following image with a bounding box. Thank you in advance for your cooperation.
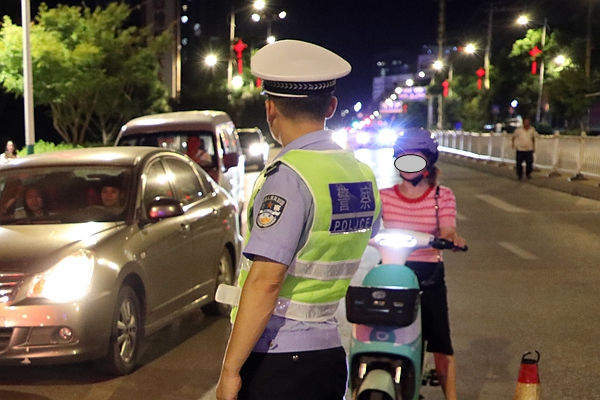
[0,2,171,145]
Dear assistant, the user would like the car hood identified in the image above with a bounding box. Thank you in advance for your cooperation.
[0,222,121,274]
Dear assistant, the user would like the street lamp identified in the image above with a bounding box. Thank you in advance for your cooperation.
[252,10,286,43]
[228,1,264,90]
[519,15,548,124]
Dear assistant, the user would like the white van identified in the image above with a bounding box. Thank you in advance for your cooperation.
[115,110,245,209]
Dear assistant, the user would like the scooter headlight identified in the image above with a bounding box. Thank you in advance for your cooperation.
[375,233,417,248]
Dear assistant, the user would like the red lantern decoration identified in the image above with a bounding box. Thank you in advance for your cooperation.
[233,39,248,75]
[529,46,543,75]
[441,80,450,97]
[476,68,485,90]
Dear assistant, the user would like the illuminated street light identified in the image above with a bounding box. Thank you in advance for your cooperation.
[554,55,566,65]
[204,54,218,67]
[465,43,476,54]
[232,75,244,89]
[406,79,414,87]
[517,15,529,25]
[267,36,276,44]
[433,60,444,70]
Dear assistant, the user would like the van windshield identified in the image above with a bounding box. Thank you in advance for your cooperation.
[117,131,216,168]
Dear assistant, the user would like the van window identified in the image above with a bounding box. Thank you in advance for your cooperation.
[118,131,216,165]
[218,123,241,156]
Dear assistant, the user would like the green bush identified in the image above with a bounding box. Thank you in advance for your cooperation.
[16,140,84,156]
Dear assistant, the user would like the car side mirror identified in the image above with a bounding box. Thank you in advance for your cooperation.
[222,153,239,170]
[146,197,184,221]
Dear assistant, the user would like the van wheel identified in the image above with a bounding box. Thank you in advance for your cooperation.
[202,249,235,316]
[101,285,142,376]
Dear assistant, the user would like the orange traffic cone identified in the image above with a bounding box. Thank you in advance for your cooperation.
[513,350,541,400]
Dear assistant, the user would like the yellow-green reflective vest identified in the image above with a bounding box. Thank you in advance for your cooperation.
[233,149,381,322]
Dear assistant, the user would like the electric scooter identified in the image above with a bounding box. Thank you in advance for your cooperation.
[345,228,467,400]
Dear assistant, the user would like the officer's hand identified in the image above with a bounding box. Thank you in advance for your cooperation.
[216,370,242,400]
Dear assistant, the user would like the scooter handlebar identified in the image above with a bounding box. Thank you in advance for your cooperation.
[430,238,468,252]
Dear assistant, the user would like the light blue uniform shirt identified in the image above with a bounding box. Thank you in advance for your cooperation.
[244,130,381,353]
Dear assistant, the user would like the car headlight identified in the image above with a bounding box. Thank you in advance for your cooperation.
[356,131,370,145]
[377,129,397,146]
[28,249,95,302]
[249,143,264,156]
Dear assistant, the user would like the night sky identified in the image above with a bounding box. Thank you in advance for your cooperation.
[0,0,595,144]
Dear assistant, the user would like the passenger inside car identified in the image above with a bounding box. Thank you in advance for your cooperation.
[23,186,49,218]
[0,177,24,217]
[186,135,213,167]
[100,180,125,213]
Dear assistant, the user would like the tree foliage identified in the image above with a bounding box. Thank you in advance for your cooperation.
[0,2,172,145]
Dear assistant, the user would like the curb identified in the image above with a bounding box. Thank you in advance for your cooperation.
[439,153,600,202]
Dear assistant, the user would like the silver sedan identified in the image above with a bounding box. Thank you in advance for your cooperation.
[0,147,242,375]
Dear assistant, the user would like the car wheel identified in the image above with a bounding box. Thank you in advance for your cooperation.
[202,249,235,317]
[102,285,142,376]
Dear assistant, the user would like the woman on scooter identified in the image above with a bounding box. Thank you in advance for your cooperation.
[379,128,467,400]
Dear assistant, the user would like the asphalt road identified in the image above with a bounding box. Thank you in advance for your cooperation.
[1,147,600,399]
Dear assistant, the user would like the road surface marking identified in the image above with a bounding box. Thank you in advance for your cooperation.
[476,194,527,213]
[498,242,538,260]
[456,212,468,221]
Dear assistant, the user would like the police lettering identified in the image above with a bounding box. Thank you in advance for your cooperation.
[330,217,373,233]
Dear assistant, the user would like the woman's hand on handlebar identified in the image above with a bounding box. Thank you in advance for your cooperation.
[439,227,468,252]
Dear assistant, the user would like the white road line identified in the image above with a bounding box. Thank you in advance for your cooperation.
[498,242,538,260]
[476,194,527,213]
[456,212,468,221]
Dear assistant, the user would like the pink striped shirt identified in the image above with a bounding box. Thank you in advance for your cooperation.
[380,184,457,262]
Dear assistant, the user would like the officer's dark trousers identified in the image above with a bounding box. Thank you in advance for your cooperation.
[516,150,534,179]
[239,347,347,400]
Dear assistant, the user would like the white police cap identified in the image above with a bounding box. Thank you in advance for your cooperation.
[251,40,351,98]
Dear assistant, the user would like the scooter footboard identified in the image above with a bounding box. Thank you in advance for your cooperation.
[350,353,417,400]
[346,286,420,327]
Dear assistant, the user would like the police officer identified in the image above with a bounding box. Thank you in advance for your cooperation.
[216,40,381,400]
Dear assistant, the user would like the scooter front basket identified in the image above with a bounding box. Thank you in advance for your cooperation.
[346,286,420,327]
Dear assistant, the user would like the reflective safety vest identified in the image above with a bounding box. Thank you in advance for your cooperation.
[233,149,381,322]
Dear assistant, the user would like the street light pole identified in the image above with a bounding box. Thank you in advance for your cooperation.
[227,5,236,90]
[484,6,493,90]
[21,0,35,154]
[536,17,547,124]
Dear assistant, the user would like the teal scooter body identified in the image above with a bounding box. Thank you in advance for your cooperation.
[347,263,423,400]
[346,229,435,400]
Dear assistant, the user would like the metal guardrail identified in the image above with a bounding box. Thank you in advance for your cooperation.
[433,130,600,180]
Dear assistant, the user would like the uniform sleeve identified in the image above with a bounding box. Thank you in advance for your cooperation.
[438,186,457,228]
[243,165,312,266]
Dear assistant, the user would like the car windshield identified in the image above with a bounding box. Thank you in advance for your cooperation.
[238,131,261,147]
[0,166,132,225]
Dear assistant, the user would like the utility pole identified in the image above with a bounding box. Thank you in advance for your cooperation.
[437,0,445,129]
[535,18,547,124]
[484,4,493,90]
[585,0,593,79]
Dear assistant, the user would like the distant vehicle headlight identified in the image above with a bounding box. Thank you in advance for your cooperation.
[356,131,370,145]
[377,129,397,146]
[332,130,348,148]
[28,249,95,302]
[249,143,264,156]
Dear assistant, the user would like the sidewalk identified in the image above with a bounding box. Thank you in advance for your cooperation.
[440,153,600,202]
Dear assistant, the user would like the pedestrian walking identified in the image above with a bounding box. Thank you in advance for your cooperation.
[216,39,381,400]
[511,118,538,180]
